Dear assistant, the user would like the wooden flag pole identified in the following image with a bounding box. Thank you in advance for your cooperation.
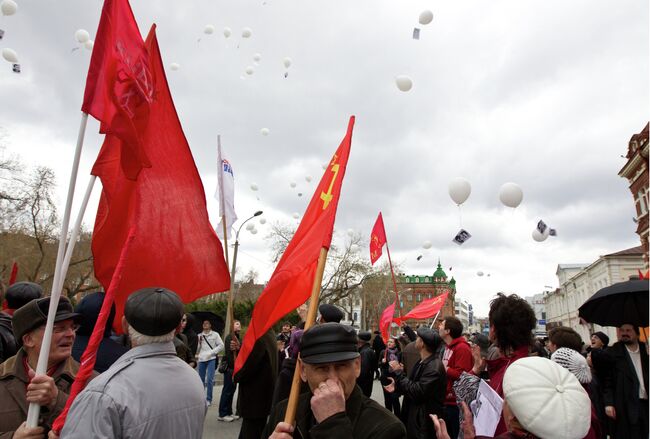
[27,112,88,427]
[384,240,403,320]
[283,247,329,426]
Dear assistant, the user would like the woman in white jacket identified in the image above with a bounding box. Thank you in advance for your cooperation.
[197,320,224,405]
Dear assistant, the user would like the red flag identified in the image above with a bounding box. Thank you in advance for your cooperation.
[8,261,18,285]
[82,0,153,180]
[234,116,356,375]
[369,212,387,265]
[393,291,449,326]
[91,25,230,333]
[379,301,396,343]
[638,269,649,280]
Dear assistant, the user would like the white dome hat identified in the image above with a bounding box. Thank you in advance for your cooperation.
[503,357,591,439]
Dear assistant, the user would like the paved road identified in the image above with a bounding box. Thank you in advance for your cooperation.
[202,378,391,438]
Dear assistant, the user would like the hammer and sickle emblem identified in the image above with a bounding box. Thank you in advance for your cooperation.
[320,154,340,210]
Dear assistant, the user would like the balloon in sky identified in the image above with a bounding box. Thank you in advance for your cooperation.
[448,177,471,205]
[289,182,297,188]
[250,228,258,235]
[292,212,300,219]
[395,75,413,92]
[350,244,360,254]
[1,0,17,16]
[245,66,254,75]
[477,271,484,277]
[305,176,312,183]
[422,241,432,250]
[223,27,232,38]
[283,57,292,69]
[347,228,355,237]
[246,223,255,231]
[259,218,266,225]
[253,53,261,63]
[260,128,269,136]
[84,40,94,50]
[204,25,215,34]
[2,48,18,63]
[419,10,433,25]
[241,27,252,38]
[250,183,258,191]
[532,229,548,242]
[499,182,523,208]
[75,29,90,43]
[169,62,180,71]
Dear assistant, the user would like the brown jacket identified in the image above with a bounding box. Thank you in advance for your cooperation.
[0,348,87,438]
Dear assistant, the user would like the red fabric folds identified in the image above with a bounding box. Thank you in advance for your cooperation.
[379,301,396,343]
[393,291,449,326]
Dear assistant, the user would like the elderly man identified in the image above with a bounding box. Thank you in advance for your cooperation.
[0,296,82,439]
[60,287,206,438]
[265,323,406,439]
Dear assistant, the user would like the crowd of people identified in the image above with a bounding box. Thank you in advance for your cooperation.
[0,282,647,439]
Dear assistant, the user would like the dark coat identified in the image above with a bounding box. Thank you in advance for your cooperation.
[357,343,377,397]
[234,329,278,420]
[72,335,128,373]
[0,312,17,363]
[603,341,649,439]
[394,354,446,439]
[272,357,310,406]
[173,333,195,366]
[263,385,406,439]
[223,332,240,369]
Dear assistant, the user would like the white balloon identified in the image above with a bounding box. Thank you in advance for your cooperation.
[250,228,258,235]
[250,183,259,191]
[1,0,17,16]
[448,177,471,205]
[241,27,252,38]
[305,176,312,183]
[419,10,434,25]
[350,244,360,254]
[2,48,18,63]
[245,66,254,75]
[253,53,261,63]
[283,57,292,69]
[75,29,90,44]
[422,241,432,250]
[84,40,94,50]
[259,218,267,225]
[170,62,180,71]
[347,228,355,237]
[477,271,484,277]
[499,182,524,208]
[395,75,413,92]
[223,27,232,38]
[289,182,297,188]
[532,229,548,242]
[246,223,255,231]
[204,25,215,34]
[292,212,300,219]
[260,128,270,136]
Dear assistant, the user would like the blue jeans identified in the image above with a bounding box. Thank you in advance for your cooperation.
[218,369,237,417]
[198,359,216,402]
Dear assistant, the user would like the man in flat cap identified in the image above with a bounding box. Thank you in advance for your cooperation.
[60,287,206,439]
[383,327,446,439]
[317,303,344,324]
[265,323,406,439]
[0,296,83,439]
[356,331,376,397]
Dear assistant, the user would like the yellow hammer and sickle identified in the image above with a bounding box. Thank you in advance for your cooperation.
[320,155,340,210]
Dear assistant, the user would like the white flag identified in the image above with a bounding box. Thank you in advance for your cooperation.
[215,141,237,239]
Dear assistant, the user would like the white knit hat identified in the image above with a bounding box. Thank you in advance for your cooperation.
[503,357,591,439]
[551,347,592,384]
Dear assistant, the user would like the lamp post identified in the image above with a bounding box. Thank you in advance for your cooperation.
[225,210,263,338]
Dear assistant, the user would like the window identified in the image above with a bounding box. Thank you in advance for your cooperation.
[353,312,358,321]
[638,190,648,214]
[417,294,422,301]
[414,277,419,283]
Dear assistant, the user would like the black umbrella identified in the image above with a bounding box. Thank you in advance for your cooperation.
[578,279,649,328]
[189,311,225,335]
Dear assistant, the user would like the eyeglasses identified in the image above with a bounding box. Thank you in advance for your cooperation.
[52,323,80,334]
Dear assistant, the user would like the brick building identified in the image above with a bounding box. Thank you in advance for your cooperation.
[618,122,649,268]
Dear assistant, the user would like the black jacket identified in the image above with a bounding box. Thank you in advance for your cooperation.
[264,385,406,439]
[223,332,240,369]
[394,354,446,439]
[357,343,377,397]
[603,341,649,438]
[272,357,310,406]
[0,312,17,363]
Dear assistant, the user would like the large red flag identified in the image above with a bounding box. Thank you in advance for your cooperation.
[393,291,449,326]
[90,24,230,332]
[234,116,355,375]
[369,212,387,265]
[82,0,153,179]
[379,300,396,343]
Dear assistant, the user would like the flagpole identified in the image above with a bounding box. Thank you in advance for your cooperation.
[429,310,441,329]
[217,136,234,337]
[27,111,88,427]
[384,240,403,320]
[284,247,328,426]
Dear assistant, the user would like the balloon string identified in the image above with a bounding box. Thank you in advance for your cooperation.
[458,205,463,228]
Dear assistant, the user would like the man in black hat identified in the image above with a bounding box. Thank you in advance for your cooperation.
[0,281,43,363]
[356,331,376,397]
[60,287,206,439]
[383,327,446,439]
[318,303,344,324]
[265,323,406,439]
[0,296,83,439]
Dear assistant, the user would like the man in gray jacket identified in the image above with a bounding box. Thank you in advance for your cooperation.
[60,287,206,439]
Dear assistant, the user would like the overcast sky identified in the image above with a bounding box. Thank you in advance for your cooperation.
[1,0,647,316]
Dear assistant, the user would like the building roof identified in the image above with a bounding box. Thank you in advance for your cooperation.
[557,263,590,270]
[604,245,645,257]
[433,260,447,279]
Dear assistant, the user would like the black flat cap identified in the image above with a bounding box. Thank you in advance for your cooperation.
[5,282,43,309]
[591,331,609,347]
[300,323,360,364]
[318,303,344,323]
[417,327,442,352]
[12,296,80,344]
[124,287,184,336]
[358,331,371,342]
